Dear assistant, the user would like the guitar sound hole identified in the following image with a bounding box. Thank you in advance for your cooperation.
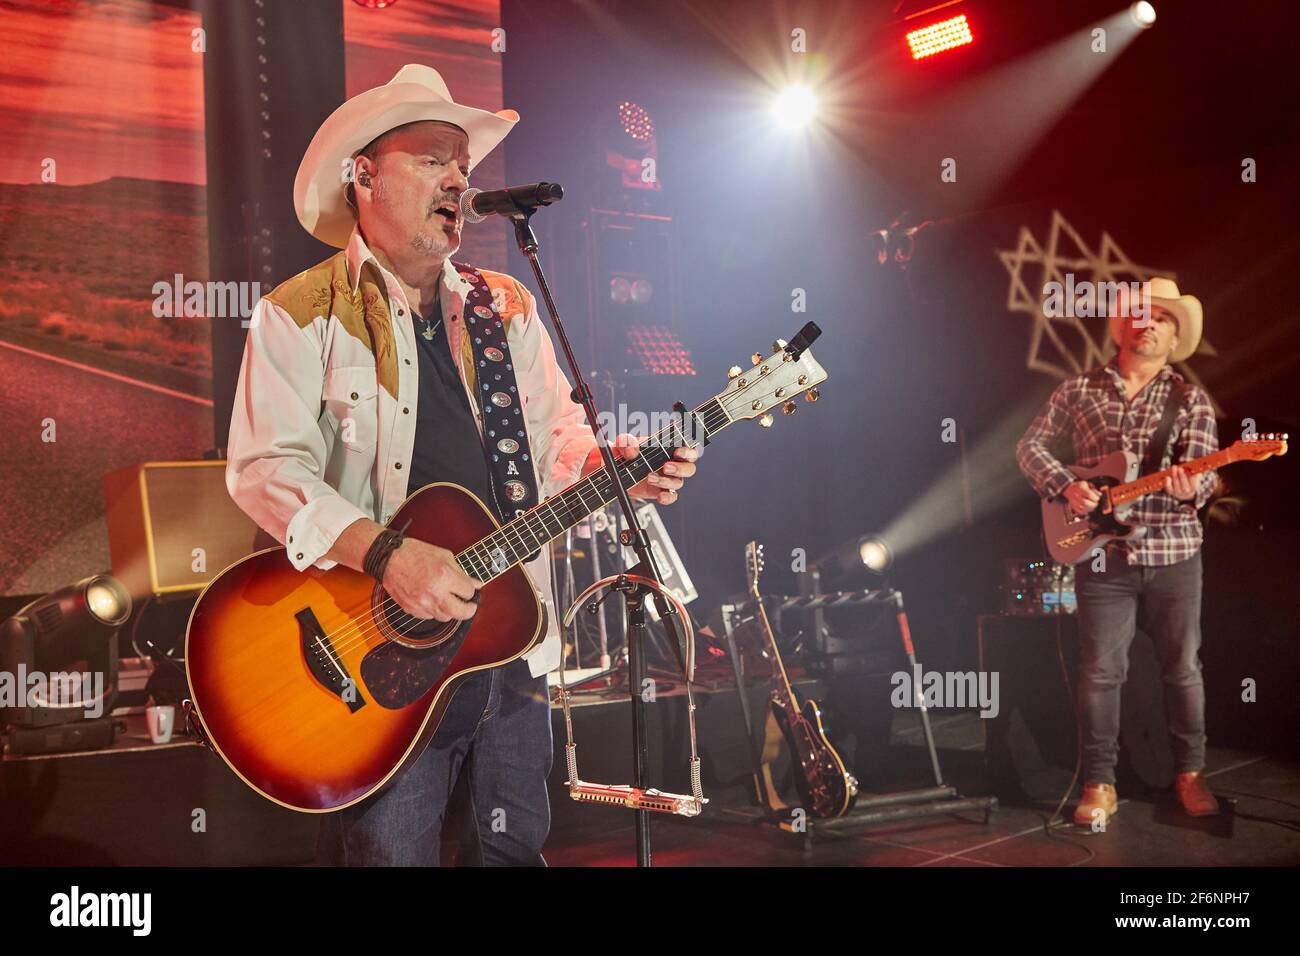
[372,587,474,649]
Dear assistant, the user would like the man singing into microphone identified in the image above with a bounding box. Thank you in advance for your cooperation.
[225,65,698,865]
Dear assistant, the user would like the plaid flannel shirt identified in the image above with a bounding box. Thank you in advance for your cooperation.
[1016,362,1219,567]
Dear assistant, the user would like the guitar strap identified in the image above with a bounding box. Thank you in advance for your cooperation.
[1141,379,1191,475]
[452,263,540,530]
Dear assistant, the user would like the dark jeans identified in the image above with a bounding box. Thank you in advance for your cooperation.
[317,657,553,866]
[1075,550,1207,785]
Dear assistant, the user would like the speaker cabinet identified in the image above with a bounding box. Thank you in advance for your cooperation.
[980,615,1174,800]
[103,461,260,599]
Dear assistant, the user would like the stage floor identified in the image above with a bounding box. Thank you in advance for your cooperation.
[6,707,1297,867]
[543,712,1300,867]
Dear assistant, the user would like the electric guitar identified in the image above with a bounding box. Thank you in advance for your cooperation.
[745,541,858,819]
[185,324,828,812]
[1042,434,1288,564]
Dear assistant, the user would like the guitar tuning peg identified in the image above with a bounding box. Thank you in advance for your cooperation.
[804,386,820,403]
[782,400,797,416]
[752,352,764,365]
[727,365,742,379]
[772,338,787,352]
[758,412,774,428]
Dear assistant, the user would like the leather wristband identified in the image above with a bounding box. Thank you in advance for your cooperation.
[363,528,404,583]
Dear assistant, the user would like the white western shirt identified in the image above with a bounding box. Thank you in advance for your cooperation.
[225,227,595,676]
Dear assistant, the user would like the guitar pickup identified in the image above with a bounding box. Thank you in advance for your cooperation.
[296,607,366,713]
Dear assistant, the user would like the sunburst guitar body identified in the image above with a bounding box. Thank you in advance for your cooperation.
[185,483,541,812]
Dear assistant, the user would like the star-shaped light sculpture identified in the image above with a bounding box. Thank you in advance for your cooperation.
[997,210,1218,410]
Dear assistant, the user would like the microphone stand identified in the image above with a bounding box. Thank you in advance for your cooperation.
[509,207,688,868]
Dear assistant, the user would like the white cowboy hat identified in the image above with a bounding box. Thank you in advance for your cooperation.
[294,64,519,248]
[1109,276,1203,363]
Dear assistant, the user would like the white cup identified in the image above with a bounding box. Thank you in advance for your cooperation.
[146,704,175,744]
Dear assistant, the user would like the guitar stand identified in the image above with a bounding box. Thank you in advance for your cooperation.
[555,573,708,822]
[727,589,996,841]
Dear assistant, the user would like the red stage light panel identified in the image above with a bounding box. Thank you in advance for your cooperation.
[905,14,974,60]
[626,324,696,377]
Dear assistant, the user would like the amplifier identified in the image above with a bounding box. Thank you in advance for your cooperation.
[1001,558,1076,616]
[103,461,261,599]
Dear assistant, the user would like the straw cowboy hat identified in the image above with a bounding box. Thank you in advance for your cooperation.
[1109,276,1203,363]
[294,64,519,248]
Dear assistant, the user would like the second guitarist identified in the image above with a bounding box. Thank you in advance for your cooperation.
[1015,277,1221,827]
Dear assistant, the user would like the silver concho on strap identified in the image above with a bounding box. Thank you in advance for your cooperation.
[490,391,512,407]
[484,346,505,362]
[504,480,529,502]
[497,438,520,454]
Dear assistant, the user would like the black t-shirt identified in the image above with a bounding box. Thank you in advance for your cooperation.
[406,297,500,519]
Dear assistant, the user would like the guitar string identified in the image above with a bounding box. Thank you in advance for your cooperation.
[340,390,748,650]
[316,401,732,657]
[316,426,707,661]
[320,444,675,659]
[318,394,780,663]
[310,392,744,661]
[312,402,732,661]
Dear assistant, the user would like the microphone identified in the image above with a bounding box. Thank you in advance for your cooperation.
[459,182,564,223]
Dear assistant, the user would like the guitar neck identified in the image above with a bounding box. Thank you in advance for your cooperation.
[455,398,729,583]
[1108,446,1236,506]
[749,583,797,699]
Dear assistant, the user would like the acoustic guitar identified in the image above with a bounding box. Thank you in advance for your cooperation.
[185,324,827,812]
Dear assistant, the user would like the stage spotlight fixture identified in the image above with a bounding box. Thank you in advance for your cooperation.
[812,534,895,580]
[858,536,894,574]
[1,574,130,728]
[1130,2,1156,28]
[772,85,818,130]
[905,14,974,60]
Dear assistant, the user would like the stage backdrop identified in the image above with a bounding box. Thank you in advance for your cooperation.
[0,0,504,596]
[0,0,210,596]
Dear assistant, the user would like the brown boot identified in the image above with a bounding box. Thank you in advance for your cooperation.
[1073,781,1119,827]
[1175,771,1221,817]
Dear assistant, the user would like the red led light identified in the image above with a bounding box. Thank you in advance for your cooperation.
[626,324,695,376]
[905,14,974,60]
[618,101,656,144]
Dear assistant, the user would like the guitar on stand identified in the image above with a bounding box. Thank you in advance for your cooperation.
[728,566,999,837]
[744,541,858,819]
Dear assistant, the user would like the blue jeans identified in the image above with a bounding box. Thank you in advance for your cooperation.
[1075,550,1207,784]
[317,657,553,866]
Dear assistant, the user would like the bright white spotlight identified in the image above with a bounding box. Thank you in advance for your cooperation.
[772,85,818,130]
[1130,2,1156,28]
[858,536,894,574]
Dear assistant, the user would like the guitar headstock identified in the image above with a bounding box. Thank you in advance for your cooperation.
[1233,433,1289,461]
[744,540,765,597]
[715,322,828,428]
